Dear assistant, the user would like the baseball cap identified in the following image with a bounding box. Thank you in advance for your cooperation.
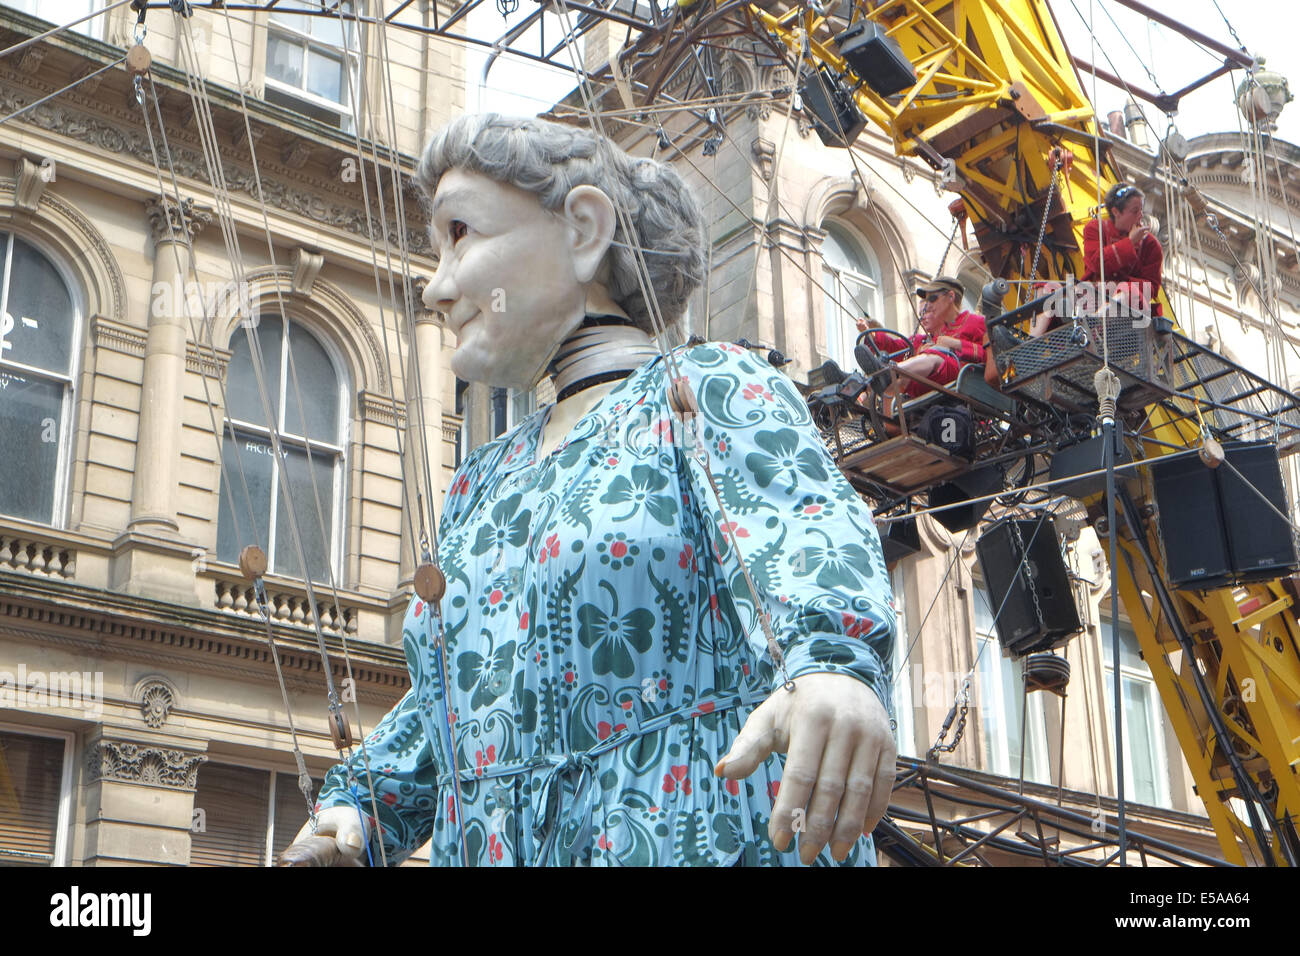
[915,276,964,297]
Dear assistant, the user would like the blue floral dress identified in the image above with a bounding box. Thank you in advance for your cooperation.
[317,342,896,865]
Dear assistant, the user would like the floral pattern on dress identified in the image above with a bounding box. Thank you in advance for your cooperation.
[319,342,895,866]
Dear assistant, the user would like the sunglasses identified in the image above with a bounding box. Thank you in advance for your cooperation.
[1111,184,1137,205]
[919,291,953,303]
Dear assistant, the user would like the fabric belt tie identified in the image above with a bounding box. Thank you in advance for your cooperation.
[434,685,767,865]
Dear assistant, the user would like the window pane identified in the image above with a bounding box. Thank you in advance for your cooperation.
[0,731,64,867]
[225,316,283,427]
[190,764,270,867]
[1099,617,1143,670]
[977,638,1002,771]
[312,9,346,47]
[306,48,344,104]
[1124,679,1159,805]
[215,431,275,566]
[273,445,335,583]
[269,10,310,34]
[3,237,75,376]
[266,33,306,89]
[283,323,339,443]
[0,371,63,524]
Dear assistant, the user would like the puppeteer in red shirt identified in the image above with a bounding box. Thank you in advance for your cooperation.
[1082,218,1164,316]
[875,310,986,398]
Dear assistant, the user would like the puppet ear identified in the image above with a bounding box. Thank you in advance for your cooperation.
[562,185,618,285]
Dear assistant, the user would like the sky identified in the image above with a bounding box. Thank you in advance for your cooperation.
[466,0,1300,146]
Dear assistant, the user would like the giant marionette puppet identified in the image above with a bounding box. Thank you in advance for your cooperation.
[284,114,897,867]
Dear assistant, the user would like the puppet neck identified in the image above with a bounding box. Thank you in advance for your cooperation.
[547,314,659,402]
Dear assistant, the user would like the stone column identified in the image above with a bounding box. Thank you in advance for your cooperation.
[80,737,207,866]
[130,195,210,533]
[110,196,211,606]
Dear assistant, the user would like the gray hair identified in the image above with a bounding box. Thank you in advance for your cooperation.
[414,114,706,336]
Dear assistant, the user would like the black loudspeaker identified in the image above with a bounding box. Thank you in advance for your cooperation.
[799,68,867,148]
[976,518,1083,656]
[1154,441,1298,589]
[1049,433,1133,500]
[1152,449,1233,589]
[835,21,916,97]
[878,516,920,566]
[928,464,1003,533]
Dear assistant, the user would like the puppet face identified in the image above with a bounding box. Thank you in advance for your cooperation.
[423,167,590,391]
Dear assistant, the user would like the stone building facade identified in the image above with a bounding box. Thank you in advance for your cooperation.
[0,0,464,865]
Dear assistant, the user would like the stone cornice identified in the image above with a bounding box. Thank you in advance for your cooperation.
[358,390,409,428]
[91,318,233,374]
[90,317,146,357]
[0,570,410,700]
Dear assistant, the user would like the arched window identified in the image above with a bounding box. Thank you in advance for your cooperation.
[0,232,80,526]
[216,315,348,583]
[821,223,882,367]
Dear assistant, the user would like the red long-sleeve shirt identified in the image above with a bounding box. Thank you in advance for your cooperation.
[1082,218,1164,313]
[910,309,986,365]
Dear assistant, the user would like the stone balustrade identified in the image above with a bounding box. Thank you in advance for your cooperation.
[0,533,76,578]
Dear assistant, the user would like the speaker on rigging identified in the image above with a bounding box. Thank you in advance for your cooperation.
[975,517,1083,657]
[798,68,868,148]
[927,463,1002,533]
[1153,440,1298,589]
[834,21,916,97]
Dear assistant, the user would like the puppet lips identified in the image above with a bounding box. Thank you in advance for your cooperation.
[449,310,481,337]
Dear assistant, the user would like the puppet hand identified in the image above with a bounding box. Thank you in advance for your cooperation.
[715,671,896,863]
[280,806,370,866]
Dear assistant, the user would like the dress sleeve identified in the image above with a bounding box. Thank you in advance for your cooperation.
[675,344,896,718]
[315,686,440,865]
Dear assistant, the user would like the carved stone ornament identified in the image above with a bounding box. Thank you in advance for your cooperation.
[137,680,175,729]
[144,194,213,245]
[751,137,776,182]
[85,740,207,790]
[290,247,325,295]
[15,156,50,212]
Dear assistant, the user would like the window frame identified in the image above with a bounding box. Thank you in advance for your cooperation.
[1100,615,1172,808]
[263,1,363,131]
[0,230,84,529]
[820,222,883,369]
[0,721,75,867]
[972,583,1052,783]
[890,565,914,757]
[219,315,350,584]
[191,755,320,867]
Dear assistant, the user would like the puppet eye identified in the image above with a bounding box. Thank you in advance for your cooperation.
[449,220,468,244]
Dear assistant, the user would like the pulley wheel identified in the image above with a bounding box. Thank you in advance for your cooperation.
[238,545,268,579]
[328,708,353,750]
[414,563,446,603]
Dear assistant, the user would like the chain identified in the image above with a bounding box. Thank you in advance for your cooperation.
[1010,518,1045,629]
[927,677,970,759]
[1025,157,1062,299]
